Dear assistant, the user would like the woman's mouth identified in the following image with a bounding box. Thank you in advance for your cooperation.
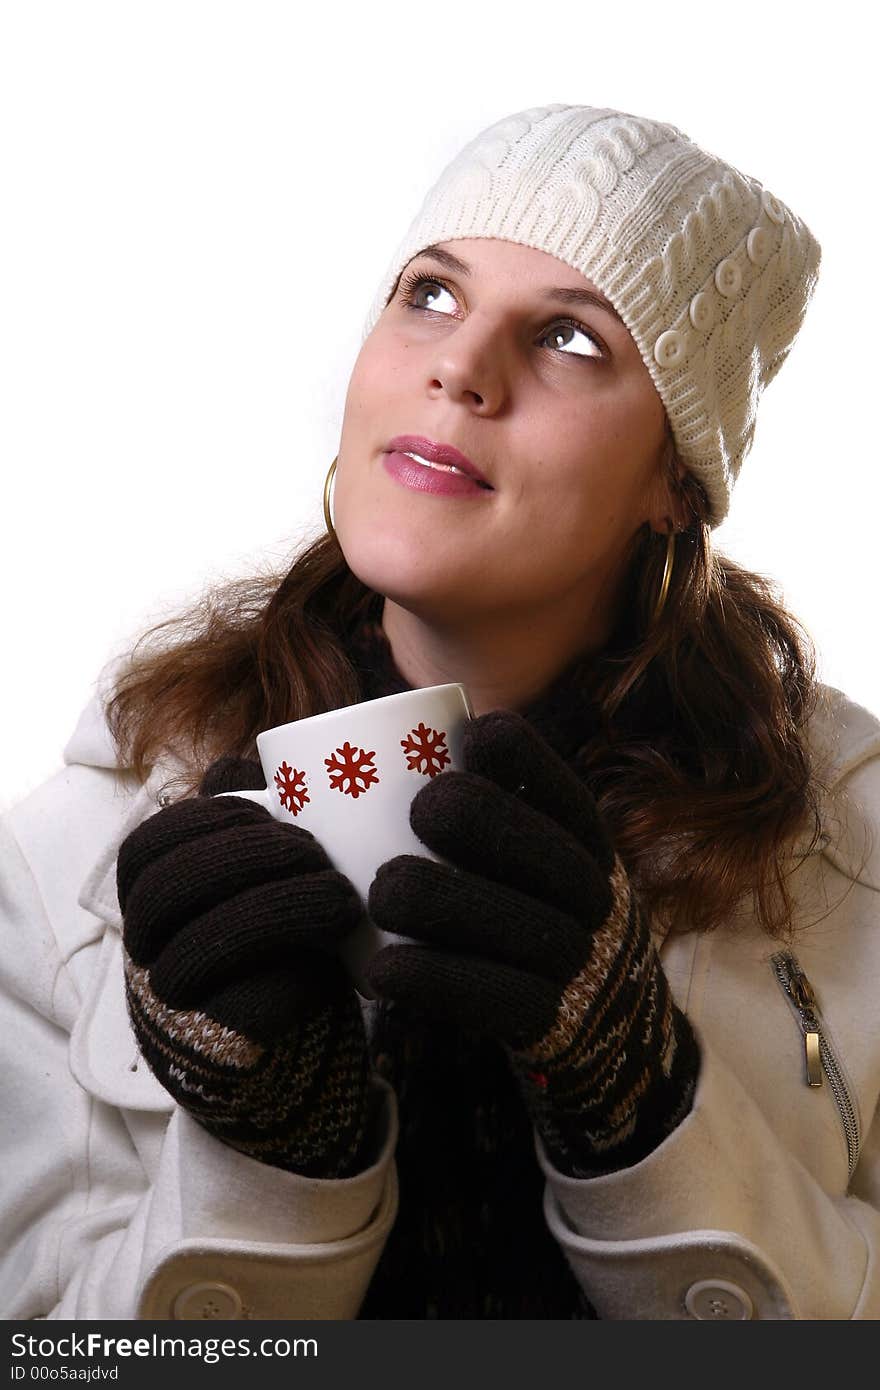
[383,449,494,499]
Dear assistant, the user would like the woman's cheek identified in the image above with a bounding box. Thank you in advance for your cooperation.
[334,493,419,589]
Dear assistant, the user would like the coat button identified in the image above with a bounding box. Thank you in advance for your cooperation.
[761,188,786,224]
[653,328,688,367]
[714,258,742,297]
[689,291,714,331]
[172,1281,244,1320]
[684,1279,753,1320]
[747,226,772,267]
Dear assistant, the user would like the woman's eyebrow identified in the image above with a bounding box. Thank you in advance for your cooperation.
[541,284,626,325]
[413,245,626,326]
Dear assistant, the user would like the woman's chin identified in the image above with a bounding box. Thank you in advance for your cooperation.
[340,543,475,618]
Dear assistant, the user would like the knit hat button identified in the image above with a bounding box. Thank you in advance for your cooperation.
[747,226,772,267]
[761,188,786,224]
[654,329,688,367]
[714,258,742,298]
[689,292,714,332]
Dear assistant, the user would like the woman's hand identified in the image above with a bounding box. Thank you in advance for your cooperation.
[364,711,700,1177]
[117,756,373,1178]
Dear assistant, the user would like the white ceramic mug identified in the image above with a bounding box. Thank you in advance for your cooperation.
[218,683,474,995]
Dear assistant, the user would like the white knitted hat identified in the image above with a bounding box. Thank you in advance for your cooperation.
[361,104,821,528]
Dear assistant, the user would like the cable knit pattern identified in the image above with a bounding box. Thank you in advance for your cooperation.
[360,103,821,527]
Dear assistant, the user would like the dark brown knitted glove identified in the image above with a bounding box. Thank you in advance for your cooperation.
[117,756,373,1178]
[364,711,699,1177]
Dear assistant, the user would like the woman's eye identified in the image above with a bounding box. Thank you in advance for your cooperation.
[399,272,604,360]
[539,322,604,359]
[400,274,457,314]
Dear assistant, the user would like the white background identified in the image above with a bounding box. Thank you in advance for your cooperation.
[1,1,875,811]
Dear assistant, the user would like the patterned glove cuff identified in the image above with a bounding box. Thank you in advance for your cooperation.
[124,950,373,1180]
[507,902,702,1179]
[513,1005,700,1177]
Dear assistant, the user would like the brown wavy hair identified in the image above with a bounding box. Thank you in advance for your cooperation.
[105,429,837,942]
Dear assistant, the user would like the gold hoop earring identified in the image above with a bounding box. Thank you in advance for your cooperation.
[651,527,676,627]
[323,456,338,541]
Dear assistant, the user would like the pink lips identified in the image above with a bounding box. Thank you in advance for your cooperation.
[384,435,493,497]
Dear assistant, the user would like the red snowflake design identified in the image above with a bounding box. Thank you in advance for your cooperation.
[401,722,451,778]
[324,741,380,799]
[273,760,309,816]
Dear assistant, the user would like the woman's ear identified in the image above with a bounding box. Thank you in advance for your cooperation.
[648,432,690,534]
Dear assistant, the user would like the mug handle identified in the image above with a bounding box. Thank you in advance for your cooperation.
[213,788,272,812]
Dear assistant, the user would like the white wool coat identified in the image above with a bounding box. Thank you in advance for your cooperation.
[1,677,879,1321]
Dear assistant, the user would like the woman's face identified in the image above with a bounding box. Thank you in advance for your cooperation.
[334,237,677,629]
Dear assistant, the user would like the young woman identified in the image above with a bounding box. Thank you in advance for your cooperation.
[2,103,879,1321]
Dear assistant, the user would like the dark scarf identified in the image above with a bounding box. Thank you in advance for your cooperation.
[344,596,599,1320]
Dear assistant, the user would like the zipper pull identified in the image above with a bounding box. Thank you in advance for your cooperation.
[785,956,823,1087]
[803,1029,822,1087]
[771,950,860,1177]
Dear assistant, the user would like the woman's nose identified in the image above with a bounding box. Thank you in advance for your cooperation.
[426,316,508,413]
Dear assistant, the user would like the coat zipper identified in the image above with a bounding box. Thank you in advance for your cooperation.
[771,950,860,1181]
